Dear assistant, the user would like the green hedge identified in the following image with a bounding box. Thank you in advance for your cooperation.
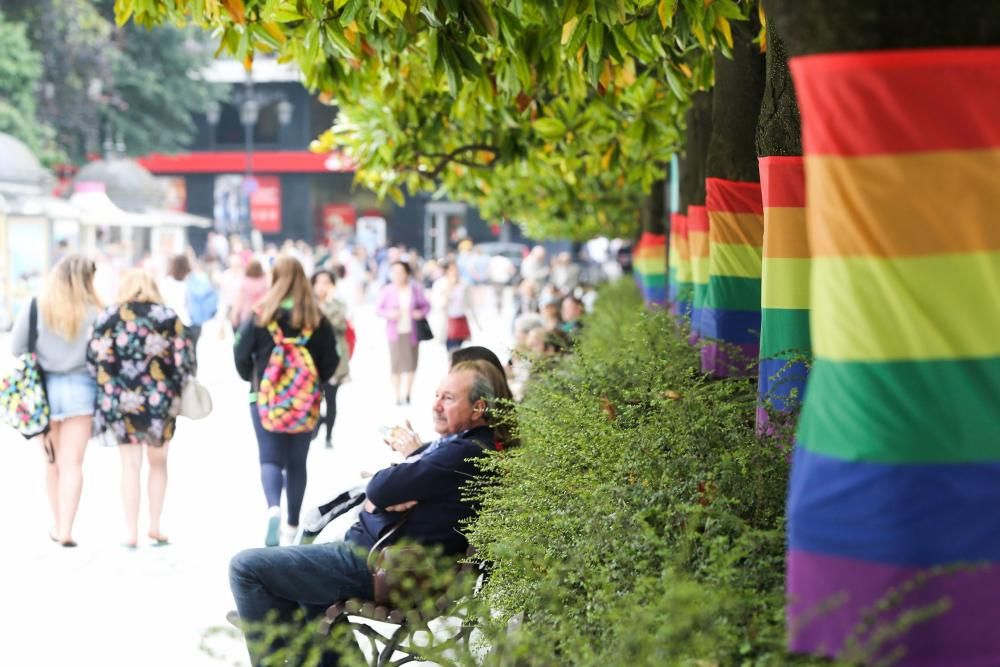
[465,279,822,665]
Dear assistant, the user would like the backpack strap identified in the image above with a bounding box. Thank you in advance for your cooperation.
[28,298,39,355]
[266,320,284,344]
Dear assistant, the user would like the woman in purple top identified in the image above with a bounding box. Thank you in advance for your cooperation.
[376,261,430,405]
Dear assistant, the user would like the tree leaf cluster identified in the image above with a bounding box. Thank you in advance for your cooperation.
[115,0,752,238]
[0,11,64,165]
[4,0,225,165]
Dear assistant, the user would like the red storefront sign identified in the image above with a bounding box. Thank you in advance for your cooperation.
[250,176,282,233]
[321,203,356,233]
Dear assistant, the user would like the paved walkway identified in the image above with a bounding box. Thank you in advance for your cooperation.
[0,287,513,666]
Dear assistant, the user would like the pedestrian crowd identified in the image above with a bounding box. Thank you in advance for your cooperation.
[3,231,619,666]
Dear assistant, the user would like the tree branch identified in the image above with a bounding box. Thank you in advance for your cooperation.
[405,143,500,178]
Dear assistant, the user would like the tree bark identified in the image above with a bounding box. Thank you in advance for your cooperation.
[755,19,801,157]
[679,91,713,209]
[706,16,767,181]
[763,0,1000,57]
[640,176,668,235]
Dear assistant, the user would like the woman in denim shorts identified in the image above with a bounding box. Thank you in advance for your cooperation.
[11,254,101,547]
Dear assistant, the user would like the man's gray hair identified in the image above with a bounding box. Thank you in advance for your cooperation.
[513,313,545,334]
[468,371,497,407]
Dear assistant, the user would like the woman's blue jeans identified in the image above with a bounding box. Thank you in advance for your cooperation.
[229,541,374,666]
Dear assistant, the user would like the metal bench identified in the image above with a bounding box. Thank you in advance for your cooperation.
[317,522,483,667]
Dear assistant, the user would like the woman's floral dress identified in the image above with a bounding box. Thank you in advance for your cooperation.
[87,301,196,446]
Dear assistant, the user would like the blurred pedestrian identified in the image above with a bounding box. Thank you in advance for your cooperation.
[234,257,339,546]
[230,259,268,330]
[159,254,193,334]
[433,260,479,352]
[551,252,581,294]
[311,269,351,449]
[539,294,563,331]
[376,261,430,405]
[185,258,219,362]
[11,254,101,547]
[560,295,585,338]
[520,245,550,284]
[87,269,196,548]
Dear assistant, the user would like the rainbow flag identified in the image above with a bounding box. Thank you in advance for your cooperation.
[668,219,680,306]
[787,47,1000,663]
[757,157,811,430]
[633,232,667,307]
[670,213,693,320]
[687,205,710,341]
[700,178,764,376]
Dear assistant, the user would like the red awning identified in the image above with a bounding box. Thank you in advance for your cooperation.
[136,151,355,174]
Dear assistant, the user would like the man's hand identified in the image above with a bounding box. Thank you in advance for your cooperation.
[362,499,418,513]
[385,500,418,512]
[383,420,423,458]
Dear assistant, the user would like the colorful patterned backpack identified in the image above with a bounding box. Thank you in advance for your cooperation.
[0,299,50,439]
[256,321,321,433]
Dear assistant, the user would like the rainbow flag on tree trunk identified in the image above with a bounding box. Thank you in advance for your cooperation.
[633,232,667,307]
[700,178,764,377]
[787,47,1000,664]
[757,156,811,432]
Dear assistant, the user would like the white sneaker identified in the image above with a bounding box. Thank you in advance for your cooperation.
[280,524,299,546]
[265,506,281,547]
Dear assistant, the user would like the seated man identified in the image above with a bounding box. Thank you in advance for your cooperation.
[229,360,510,667]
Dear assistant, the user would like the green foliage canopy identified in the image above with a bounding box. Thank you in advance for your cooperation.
[117,0,749,239]
[3,0,224,165]
[0,11,63,165]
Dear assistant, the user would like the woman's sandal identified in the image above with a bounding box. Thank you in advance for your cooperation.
[50,531,77,548]
[148,533,170,547]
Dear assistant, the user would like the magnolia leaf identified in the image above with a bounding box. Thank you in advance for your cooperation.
[273,7,305,22]
[533,117,567,140]
[586,21,603,64]
[665,66,685,101]
[657,0,675,29]
[714,15,733,49]
[561,17,579,46]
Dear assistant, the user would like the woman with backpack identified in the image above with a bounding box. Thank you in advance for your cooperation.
[87,269,196,548]
[234,256,339,546]
[10,254,102,547]
[310,269,351,449]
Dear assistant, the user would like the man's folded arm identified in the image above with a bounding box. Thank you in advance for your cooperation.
[365,445,479,508]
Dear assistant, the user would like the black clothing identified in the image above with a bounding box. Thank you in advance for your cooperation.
[345,425,495,556]
[233,309,339,388]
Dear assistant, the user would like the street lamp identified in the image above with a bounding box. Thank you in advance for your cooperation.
[203,72,294,239]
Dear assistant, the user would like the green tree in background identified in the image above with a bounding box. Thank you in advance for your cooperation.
[3,0,223,165]
[108,23,226,157]
[0,11,64,165]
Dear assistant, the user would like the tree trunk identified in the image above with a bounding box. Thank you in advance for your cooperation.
[639,176,668,235]
[764,0,999,56]
[684,90,714,340]
[766,1,1000,662]
[679,91,713,209]
[755,20,801,158]
[755,19,807,433]
[634,175,669,307]
[706,17,766,181]
[698,15,767,376]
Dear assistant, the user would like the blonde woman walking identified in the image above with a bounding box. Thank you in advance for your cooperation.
[11,255,101,547]
[87,270,196,548]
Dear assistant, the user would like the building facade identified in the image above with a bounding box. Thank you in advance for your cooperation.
[137,59,518,254]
